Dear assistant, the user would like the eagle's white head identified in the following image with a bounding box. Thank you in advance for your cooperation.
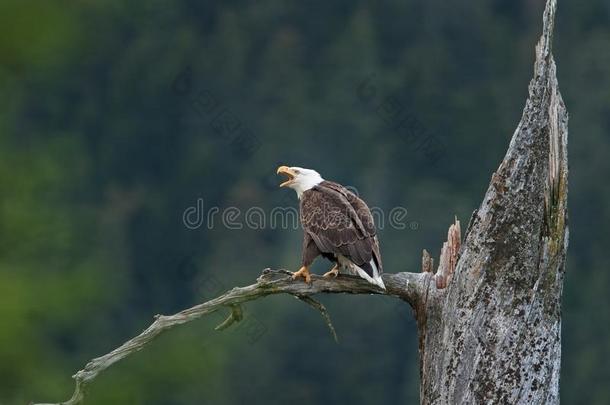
[277,166,324,198]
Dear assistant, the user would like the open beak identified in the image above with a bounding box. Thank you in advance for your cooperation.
[277,166,296,188]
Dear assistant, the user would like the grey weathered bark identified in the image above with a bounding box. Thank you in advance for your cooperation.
[32,0,567,404]
[416,0,568,402]
[32,270,425,405]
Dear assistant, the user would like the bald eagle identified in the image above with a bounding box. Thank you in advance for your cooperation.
[277,166,385,289]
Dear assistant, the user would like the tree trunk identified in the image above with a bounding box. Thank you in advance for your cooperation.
[416,0,568,403]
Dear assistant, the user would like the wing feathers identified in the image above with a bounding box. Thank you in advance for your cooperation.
[300,181,383,288]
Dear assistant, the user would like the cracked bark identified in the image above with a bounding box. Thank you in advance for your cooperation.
[417,0,568,402]
[32,0,567,403]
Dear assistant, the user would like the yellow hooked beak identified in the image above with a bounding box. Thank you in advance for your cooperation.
[277,166,296,187]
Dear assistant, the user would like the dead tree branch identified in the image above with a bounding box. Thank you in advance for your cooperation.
[32,269,427,405]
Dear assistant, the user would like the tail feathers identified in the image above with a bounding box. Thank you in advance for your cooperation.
[355,259,385,290]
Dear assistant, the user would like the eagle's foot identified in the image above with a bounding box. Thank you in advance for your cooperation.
[323,265,340,278]
[292,266,312,284]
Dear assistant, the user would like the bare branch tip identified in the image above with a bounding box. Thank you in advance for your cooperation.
[431,217,462,289]
[422,249,433,273]
[215,304,244,331]
[295,295,339,343]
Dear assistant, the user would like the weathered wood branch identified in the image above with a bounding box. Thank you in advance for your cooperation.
[427,217,461,289]
[32,269,427,405]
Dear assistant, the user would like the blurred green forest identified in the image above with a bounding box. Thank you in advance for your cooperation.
[1,0,608,404]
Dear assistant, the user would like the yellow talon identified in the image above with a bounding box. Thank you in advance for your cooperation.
[292,266,312,284]
[323,265,340,278]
